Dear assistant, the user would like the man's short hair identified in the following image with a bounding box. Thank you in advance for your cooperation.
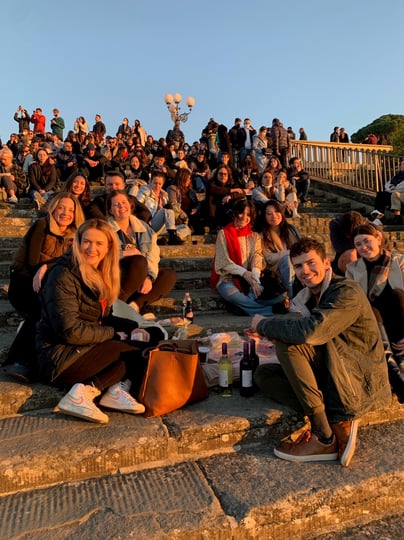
[290,237,326,261]
[105,170,125,182]
[151,170,166,182]
[289,156,300,167]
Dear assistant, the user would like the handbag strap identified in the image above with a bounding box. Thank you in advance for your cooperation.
[158,339,198,354]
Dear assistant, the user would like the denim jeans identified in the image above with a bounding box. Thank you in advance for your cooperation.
[217,280,284,316]
[278,254,295,298]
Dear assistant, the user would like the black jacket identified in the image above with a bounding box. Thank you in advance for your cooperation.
[85,193,152,223]
[36,254,116,381]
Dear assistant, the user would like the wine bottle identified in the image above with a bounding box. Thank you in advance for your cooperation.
[218,342,232,397]
[182,291,194,323]
[250,338,260,390]
[240,341,254,397]
[250,339,259,374]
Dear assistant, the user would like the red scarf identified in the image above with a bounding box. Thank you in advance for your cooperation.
[210,223,252,290]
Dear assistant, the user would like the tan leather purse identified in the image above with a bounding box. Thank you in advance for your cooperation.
[138,339,208,417]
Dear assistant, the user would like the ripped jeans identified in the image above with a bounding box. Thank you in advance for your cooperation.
[217,280,285,316]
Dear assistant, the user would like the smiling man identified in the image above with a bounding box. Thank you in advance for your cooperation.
[251,237,391,467]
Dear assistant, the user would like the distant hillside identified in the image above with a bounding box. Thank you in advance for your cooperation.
[351,114,404,155]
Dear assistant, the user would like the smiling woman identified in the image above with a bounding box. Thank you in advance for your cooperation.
[6,192,85,379]
[346,223,404,402]
[34,218,165,424]
[211,197,287,316]
[106,189,176,313]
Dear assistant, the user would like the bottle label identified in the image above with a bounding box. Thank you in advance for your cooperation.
[219,368,229,387]
[241,370,253,388]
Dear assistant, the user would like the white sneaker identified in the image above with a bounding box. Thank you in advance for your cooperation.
[8,195,18,204]
[100,380,146,414]
[55,383,109,424]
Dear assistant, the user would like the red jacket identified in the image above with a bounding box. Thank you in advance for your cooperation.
[31,112,46,134]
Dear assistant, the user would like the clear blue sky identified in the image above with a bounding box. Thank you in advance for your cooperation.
[2,0,403,144]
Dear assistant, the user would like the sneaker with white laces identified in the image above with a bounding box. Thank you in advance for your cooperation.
[99,379,146,414]
[55,383,109,424]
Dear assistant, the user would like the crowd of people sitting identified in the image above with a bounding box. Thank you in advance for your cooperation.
[0,112,311,233]
[1,107,403,435]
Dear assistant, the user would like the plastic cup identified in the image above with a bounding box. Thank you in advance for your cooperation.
[198,345,210,363]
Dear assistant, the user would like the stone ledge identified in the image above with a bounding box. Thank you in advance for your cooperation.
[0,384,402,497]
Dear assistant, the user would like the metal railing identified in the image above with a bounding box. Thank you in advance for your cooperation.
[291,140,402,193]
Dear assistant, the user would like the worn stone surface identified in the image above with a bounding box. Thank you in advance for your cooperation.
[0,412,168,495]
[0,421,402,540]
[198,420,404,539]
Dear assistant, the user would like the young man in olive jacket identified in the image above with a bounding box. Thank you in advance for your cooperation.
[252,237,391,467]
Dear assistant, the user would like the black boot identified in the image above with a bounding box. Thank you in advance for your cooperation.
[168,230,185,245]
[392,214,402,225]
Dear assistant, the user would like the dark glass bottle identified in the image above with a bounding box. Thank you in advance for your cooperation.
[240,341,253,397]
[250,339,259,374]
[250,339,260,390]
[183,291,194,323]
[218,343,232,397]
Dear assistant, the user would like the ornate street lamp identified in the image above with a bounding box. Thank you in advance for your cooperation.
[164,93,195,123]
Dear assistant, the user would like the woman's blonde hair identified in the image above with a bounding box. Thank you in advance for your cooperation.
[48,192,85,229]
[72,219,121,306]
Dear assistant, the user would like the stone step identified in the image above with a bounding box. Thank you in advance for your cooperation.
[0,300,21,330]
[0,215,34,227]
[159,256,213,272]
[171,270,211,290]
[0,199,37,215]
[299,203,352,215]
[0,419,402,539]
[0,370,402,498]
[150,289,228,315]
[0,246,18,260]
[0,237,25,249]
[0,261,11,279]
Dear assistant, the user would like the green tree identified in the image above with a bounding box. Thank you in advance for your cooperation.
[351,114,404,155]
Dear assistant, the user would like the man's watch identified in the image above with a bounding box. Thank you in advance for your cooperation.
[147,275,156,284]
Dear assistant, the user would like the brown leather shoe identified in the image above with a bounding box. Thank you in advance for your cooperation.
[274,431,338,462]
[331,419,359,467]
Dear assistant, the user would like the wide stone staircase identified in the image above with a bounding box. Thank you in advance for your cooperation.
[0,187,403,539]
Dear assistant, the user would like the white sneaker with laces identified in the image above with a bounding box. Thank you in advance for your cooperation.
[55,383,109,424]
[8,195,18,204]
[100,379,146,414]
